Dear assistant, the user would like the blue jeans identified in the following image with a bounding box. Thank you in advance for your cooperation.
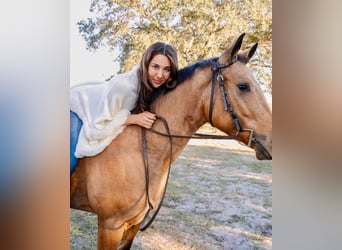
[70,111,82,174]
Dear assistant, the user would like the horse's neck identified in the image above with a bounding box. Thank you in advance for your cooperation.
[153,72,209,137]
[146,75,209,206]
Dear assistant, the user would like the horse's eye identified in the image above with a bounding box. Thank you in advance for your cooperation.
[237,82,250,92]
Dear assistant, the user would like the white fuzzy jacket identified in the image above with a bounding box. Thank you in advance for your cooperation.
[70,65,139,157]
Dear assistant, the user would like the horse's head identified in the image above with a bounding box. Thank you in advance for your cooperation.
[208,33,272,160]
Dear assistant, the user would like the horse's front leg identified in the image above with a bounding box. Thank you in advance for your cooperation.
[97,217,125,250]
[119,224,140,250]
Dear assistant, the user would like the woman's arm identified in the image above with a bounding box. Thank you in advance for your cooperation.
[124,111,156,129]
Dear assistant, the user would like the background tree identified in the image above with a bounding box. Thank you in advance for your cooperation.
[78,0,272,93]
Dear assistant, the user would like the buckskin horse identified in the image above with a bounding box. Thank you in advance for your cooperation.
[70,33,272,249]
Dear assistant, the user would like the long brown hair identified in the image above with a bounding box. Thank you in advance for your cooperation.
[132,42,178,113]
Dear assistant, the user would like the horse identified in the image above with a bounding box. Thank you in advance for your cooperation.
[70,33,272,249]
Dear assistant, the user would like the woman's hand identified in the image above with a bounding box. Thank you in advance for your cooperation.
[125,111,156,129]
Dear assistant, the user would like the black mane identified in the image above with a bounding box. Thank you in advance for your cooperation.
[151,58,215,103]
[177,58,215,84]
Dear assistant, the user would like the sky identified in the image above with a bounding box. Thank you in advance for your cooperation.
[70,0,119,86]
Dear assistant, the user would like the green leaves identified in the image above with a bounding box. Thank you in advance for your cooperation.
[78,0,272,92]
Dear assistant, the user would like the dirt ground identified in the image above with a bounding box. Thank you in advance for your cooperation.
[70,137,272,250]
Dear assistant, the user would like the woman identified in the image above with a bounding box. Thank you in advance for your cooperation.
[70,43,178,173]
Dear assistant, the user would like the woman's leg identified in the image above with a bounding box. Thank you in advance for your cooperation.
[70,111,82,174]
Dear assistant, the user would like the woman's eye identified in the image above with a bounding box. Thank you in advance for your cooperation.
[237,83,250,92]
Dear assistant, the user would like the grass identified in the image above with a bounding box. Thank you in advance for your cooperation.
[70,140,272,249]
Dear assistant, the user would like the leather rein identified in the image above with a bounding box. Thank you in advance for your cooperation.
[139,56,270,231]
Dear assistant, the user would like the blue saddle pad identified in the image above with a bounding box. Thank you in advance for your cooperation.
[70,111,82,174]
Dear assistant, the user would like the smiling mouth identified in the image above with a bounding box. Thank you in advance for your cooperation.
[153,79,163,85]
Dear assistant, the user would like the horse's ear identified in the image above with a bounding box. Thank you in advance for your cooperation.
[248,43,258,59]
[219,33,245,64]
[240,43,258,64]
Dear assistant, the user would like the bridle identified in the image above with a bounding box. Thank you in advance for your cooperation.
[210,56,256,147]
[139,55,271,231]
[209,56,272,158]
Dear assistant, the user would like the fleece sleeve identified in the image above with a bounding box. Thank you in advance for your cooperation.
[70,66,139,157]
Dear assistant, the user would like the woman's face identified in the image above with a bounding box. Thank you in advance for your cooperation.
[147,54,172,88]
